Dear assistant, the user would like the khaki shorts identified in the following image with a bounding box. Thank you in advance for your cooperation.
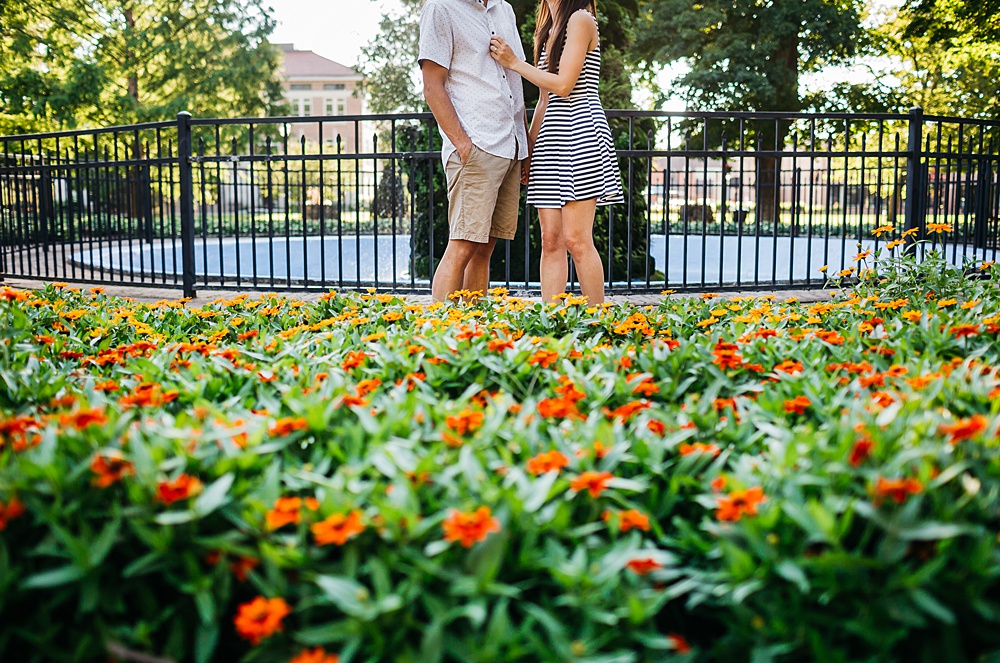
[445,145,520,243]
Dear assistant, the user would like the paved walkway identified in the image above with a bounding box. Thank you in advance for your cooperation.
[1,277,832,306]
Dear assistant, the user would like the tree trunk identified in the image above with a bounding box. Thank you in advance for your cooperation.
[755,36,799,227]
[124,7,138,104]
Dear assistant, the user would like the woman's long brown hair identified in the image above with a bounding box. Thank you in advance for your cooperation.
[533,0,597,73]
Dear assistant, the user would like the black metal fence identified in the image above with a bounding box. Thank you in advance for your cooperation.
[1,108,997,297]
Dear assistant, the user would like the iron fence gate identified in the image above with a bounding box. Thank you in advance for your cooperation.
[1,108,997,298]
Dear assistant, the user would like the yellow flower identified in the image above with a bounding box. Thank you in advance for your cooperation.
[902,228,919,238]
[937,298,957,308]
[872,225,895,237]
[901,310,922,322]
[925,223,952,234]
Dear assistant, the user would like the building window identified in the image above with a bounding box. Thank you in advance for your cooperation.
[302,98,311,116]
[290,83,312,90]
[324,98,346,116]
[324,83,346,90]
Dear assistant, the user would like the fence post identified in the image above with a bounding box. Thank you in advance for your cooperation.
[177,111,197,299]
[903,106,924,246]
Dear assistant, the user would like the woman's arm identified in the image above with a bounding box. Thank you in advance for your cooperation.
[490,11,596,99]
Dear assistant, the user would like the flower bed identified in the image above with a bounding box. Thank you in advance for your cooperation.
[1,250,999,662]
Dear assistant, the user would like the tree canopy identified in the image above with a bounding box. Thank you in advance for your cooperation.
[0,0,286,134]
[633,0,865,112]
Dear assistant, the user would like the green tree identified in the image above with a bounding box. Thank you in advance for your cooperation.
[0,0,286,134]
[356,0,425,115]
[633,0,865,223]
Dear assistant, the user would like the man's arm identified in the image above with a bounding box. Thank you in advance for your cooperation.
[421,61,473,164]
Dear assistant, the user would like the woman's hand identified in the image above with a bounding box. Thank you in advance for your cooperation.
[489,37,519,69]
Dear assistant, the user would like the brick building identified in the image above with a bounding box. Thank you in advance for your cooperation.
[276,44,365,153]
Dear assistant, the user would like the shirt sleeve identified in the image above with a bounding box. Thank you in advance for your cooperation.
[418,1,453,70]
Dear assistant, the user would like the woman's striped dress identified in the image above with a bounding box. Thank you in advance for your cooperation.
[526,26,624,209]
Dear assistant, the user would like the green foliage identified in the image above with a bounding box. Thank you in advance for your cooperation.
[633,0,865,113]
[0,0,286,134]
[356,0,425,115]
[0,257,1000,660]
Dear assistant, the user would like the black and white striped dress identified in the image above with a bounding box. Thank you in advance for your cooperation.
[527,28,624,209]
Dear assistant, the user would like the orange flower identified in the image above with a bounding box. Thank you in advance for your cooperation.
[554,377,586,402]
[783,396,811,415]
[593,440,611,458]
[570,471,615,498]
[647,419,666,435]
[631,377,660,396]
[237,330,259,341]
[311,510,365,546]
[711,340,743,370]
[537,397,581,419]
[268,417,309,437]
[233,596,291,645]
[710,476,727,492]
[0,498,26,530]
[667,634,692,654]
[950,324,980,338]
[602,400,651,421]
[873,477,923,504]
[938,415,989,443]
[90,452,134,488]
[715,486,766,522]
[773,360,804,374]
[340,350,367,370]
[118,382,179,409]
[528,349,559,368]
[679,442,721,457]
[603,508,651,532]
[290,647,340,663]
[626,557,663,575]
[266,496,304,530]
[526,450,570,475]
[442,506,501,547]
[94,380,120,392]
[487,338,515,353]
[445,409,485,435]
[230,556,260,582]
[156,473,203,505]
[848,438,874,467]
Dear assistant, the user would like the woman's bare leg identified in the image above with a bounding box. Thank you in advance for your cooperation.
[561,199,605,305]
[538,208,567,303]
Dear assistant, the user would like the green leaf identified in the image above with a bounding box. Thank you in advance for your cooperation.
[194,472,235,516]
[315,575,370,618]
[22,565,86,589]
[910,588,956,624]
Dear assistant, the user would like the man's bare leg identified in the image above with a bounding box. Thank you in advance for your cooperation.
[431,239,486,302]
[461,236,497,295]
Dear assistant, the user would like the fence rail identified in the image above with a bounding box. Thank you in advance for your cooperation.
[1,108,998,297]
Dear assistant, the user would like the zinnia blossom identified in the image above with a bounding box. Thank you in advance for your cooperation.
[442,506,501,547]
[268,417,309,437]
[603,508,650,532]
[537,397,581,419]
[711,340,743,370]
[783,396,811,415]
[526,450,570,475]
[528,349,559,368]
[667,634,692,654]
[679,443,721,457]
[233,596,291,645]
[90,452,134,488]
[848,438,874,467]
[625,557,663,575]
[0,498,26,530]
[873,477,923,504]
[445,409,485,435]
[716,486,766,522]
[290,648,340,663]
[311,510,365,546]
[570,471,615,498]
[266,496,304,530]
[938,415,989,443]
[156,473,203,505]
